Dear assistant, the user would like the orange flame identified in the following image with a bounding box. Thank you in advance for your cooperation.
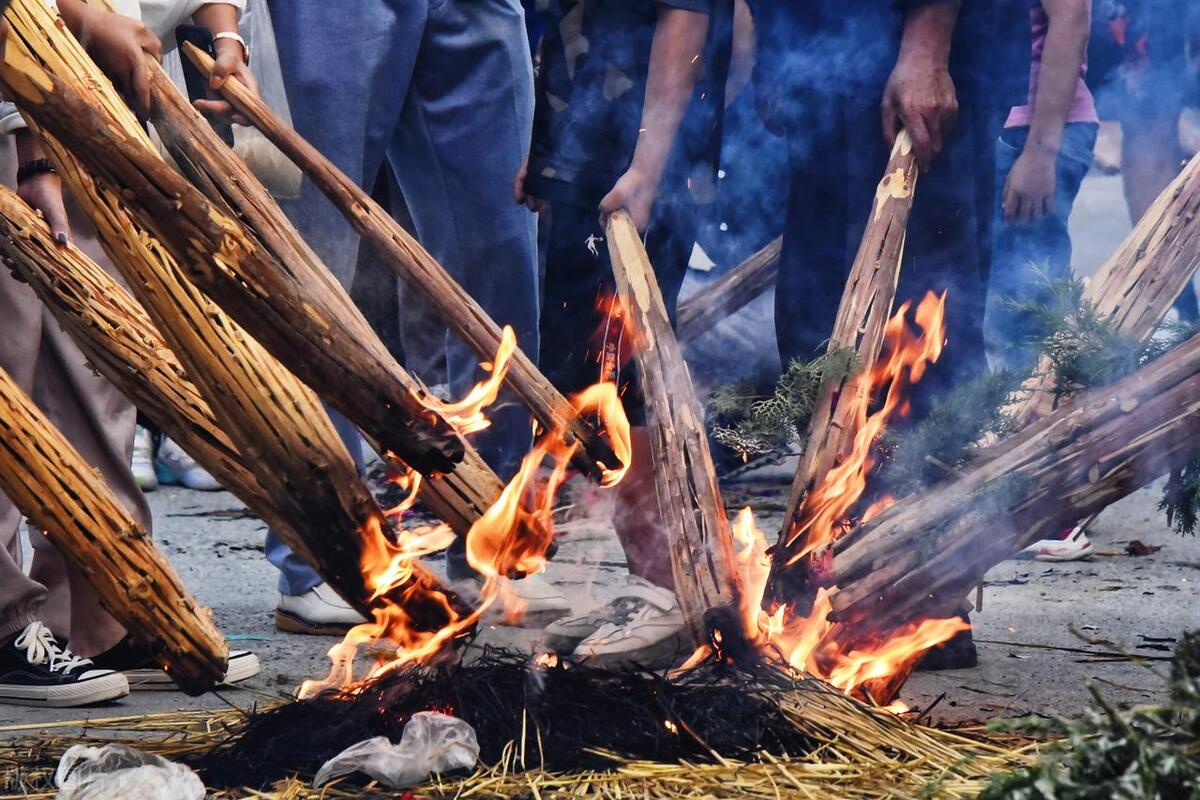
[301,326,632,698]
[783,290,947,565]
[417,325,518,435]
[686,293,962,706]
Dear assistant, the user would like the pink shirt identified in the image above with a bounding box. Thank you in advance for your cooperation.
[1005,0,1099,128]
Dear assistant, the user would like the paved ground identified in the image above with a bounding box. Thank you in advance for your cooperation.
[2,171,1197,732]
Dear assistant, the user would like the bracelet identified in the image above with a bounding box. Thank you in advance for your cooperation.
[212,31,250,65]
[16,158,55,185]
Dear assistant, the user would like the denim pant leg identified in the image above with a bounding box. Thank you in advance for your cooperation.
[387,0,538,580]
[388,0,539,482]
[266,0,425,595]
[986,123,1098,371]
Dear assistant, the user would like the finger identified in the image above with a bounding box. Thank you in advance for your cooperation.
[1002,186,1017,221]
[194,98,233,116]
[130,62,152,118]
[925,113,944,166]
[47,204,70,244]
[881,99,900,148]
[903,114,933,170]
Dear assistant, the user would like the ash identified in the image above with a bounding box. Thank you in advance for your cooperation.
[193,648,844,789]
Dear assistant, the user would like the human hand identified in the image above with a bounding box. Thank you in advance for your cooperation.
[18,171,70,244]
[513,160,545,213]
[80,7,162,119]
[599,167,658,232]
[193,38,258,125]
[1003,146,1057,223]
[881,54,958,171]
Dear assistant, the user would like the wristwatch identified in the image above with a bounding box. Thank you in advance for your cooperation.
[212,31,250,65]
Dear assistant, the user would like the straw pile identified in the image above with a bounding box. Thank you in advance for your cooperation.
[0,657,1038,799]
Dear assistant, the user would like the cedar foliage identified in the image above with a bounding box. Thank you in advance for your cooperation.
[980,632,1200,800]
[708,349,857,459]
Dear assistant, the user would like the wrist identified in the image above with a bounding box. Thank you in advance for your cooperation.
[212,32,249,65]
[1024,132,1062,159]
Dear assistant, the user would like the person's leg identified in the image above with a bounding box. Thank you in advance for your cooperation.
[266,0,423,598]
[775,99,860,366]
[0,264,50,645]
[1120,112,1198,321]
[388,0,539,482]
[24,201,148,655]
[893,104,993,418]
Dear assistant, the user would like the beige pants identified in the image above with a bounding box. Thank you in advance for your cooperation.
[0,139,151,643]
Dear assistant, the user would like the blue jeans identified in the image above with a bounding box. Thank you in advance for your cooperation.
[265,0,540,593]
[985,123,1097,371]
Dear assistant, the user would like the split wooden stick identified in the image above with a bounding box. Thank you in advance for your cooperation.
[0,364,226,694]
[0,184,284,532]
[1007,148,1200,426]
[0,0,461,628]
[676,236,781,343]
[182,43,621,482]
[827,330,1200,701]
[768,132,918,604]
[607,211,743,643]
[144,61,518,538]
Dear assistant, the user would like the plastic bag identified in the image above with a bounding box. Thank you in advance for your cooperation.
[54,744,205,800]
[161,0,302,196]
[313,712,480,789]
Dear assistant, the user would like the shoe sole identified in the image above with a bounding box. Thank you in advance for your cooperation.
[124,652,262,691]
[275,609,359,637]
[542,630,592,654]
[0,673,129,707]
[574,629,693,672]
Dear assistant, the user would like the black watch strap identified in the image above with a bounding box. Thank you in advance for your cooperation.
[16,158,56,185]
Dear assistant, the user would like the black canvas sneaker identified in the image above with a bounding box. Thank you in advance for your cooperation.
[90,635,260,690]
[0,622,128,707]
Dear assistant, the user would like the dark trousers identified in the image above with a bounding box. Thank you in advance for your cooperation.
[777,98,999,419]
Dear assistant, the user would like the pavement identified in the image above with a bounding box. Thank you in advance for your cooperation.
[2,171,1198,731]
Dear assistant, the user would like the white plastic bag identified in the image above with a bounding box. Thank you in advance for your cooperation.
[54,744,205,800]
[313,712,480,789]
[160,0,302,196]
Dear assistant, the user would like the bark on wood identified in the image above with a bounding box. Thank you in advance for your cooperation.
[183,44,621,481]
[0,363,226,693]
[1008,148,1200,426]
[606,211,743,643]
[829,331,1200,690]
[144,62,516,539]
[0,184,286,532]
[769,132,918,604]
[0,2,462,630]
[676,236,781,343]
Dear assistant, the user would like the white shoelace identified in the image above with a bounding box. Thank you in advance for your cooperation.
[12,622,92,674]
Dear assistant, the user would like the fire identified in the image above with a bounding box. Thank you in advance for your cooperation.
[417,325,518,435]
[689,292,963,707]
[301,330,632,699]
[782,291,947,565]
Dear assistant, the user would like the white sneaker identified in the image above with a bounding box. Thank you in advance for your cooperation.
[570,577,690,670]
[155,437,221,491]
[1019,524,1095,562]
[131,426,157,492]
[276,583,369,636]
[449,571,571,629]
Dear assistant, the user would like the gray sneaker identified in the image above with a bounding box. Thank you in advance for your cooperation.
[544,577,688,671]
